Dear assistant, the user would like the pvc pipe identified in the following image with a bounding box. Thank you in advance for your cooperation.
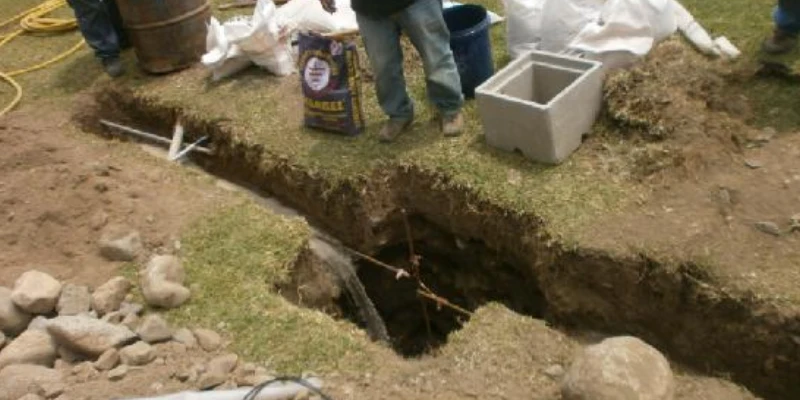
[122,378,323,400]
[171,136,209,161]
[168,119,185,159]
[99,119,212,155]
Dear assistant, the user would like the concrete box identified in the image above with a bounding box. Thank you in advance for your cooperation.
[475,51,604,164]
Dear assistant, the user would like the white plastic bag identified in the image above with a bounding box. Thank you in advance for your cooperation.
[275,0,358,33]
[502,0,544,59]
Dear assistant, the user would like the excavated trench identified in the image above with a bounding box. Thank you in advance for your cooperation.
[89,88,800,399]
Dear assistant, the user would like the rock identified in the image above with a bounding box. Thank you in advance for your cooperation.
[544,364,566,379]
[122,313,140,330]
[145,255,186,285]
[194,328,222,352]
[0,364,61,400]
[119,302,144,316]
[744,159,763,169]
[197,369,227,390]
[107,364,129,381]
[172,328,197,348]
[561,336,674,400]
[47,315,136,357]
[209,353,239,375]
[99,226,143,262]
[70,361,99,382]
[119,341,155,366]
[141,257,190,309]
[41,382,66,399]
[29,316,51,331]
[91,277,132,316]
[136,314,172,343]
[0,329,57,369]
[755,221,782,237]
[790,213,800,232]
[57,285,92,316]
[57,346,85,363]
[11,270,62,314]
[101,311,125,324]
[0,287,32,336]
[94,348,120,371]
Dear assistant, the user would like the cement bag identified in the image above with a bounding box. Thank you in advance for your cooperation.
[276,0,358,34]
[502,0,544,59]
[202,17,253,81]
[299,33,364,135]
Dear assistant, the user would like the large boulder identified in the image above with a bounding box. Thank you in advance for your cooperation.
[0,329,57,369]
[91,277,132,316]
[0,286,32,336]
[56,284,92,316]
[0,364,62,400]
[47,315,136,358]
[561,336,674,400]
[11,270,62,314]
[99,226,143,262]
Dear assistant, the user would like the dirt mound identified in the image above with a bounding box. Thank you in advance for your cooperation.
[604,40,759,180]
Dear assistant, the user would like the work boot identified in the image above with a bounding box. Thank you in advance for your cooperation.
[441,112,464,137]
[378,118,413,143]
[762,29,798,54]
[102,57,125,78]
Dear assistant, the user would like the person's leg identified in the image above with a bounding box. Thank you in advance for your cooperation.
[396,0,464,135]
[66,0,124,76]
[104,0,130,49]
[764,1,800,53]
[356,12,414,141]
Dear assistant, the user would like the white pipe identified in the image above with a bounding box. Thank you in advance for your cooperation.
[99,119,212,155]
[168,120,185,160]
[122,378,323,400]
[171,136,210,161]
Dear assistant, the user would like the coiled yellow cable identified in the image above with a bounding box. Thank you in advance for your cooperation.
[1,0,85,117]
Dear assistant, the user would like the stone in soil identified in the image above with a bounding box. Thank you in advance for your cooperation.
[544,364,566,379]
[561,336,674,400]
[57,284,92,316]
[0,329,57,369]
[146,255,186,285]
[94,348,120,371]
[119,341,155,366]
[41,381,66,399]
[11,270,62,314]
[122,313,140,330]
[47,315,137,357]
[108,364,129,381]
[89,210,109,231]
[197,369,228,390]
[209,353,239,375]
[136,314,172,343]
[0,364,62,400]
[194,328,222,351]
[172,328,198,348]
[0,286,32,336]
[754,221,783,236]
[70,361,99,383]
[99,225,143,262]
[141,256,190,309]
[91,276,132,316]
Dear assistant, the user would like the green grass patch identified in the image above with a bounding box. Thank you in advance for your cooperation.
[168,203,374,373]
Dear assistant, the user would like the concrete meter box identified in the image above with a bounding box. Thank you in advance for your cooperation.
[475,51,604,164]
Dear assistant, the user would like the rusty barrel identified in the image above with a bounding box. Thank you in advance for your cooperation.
[116,0,211,74]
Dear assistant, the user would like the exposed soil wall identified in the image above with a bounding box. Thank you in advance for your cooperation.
[94,86,800,399]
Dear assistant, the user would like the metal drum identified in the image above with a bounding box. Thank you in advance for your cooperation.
[116,0,211,74]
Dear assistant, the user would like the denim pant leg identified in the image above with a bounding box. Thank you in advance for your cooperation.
[356,14,414,121]
[775,0,800,34]
[397,0,463,116]
[67,0,121,60]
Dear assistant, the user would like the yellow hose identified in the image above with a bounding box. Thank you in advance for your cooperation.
[1,0,85,117]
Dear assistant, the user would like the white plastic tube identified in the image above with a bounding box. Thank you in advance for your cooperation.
[672,0,719,56]
[122,378,323,400]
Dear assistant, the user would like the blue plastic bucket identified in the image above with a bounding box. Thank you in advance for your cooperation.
[443,4,494,98]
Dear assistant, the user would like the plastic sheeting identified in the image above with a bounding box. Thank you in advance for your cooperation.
[503,0,739,68]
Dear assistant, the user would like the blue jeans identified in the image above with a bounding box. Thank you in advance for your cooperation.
[775,0,800,34]
[356,0,464,121]
[67,0,127,60]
